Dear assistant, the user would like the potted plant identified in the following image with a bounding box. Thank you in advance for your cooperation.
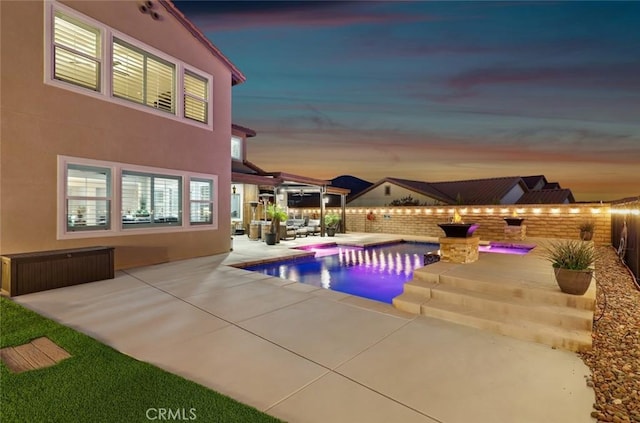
[542,240,595,295]
[265,204,287,245]
[579,221,595,241]
[324,213,340,237]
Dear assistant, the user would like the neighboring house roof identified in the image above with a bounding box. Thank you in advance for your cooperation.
[430,176,526,205]
[517,189,575,204]
[521,175,548,190]
[349,176,527,205]
[161,1,245,85]
[543,182,561,189]
[384,178,453,203]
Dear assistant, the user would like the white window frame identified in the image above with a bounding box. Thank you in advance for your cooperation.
[231,136,243,161]
[189,178,215,225]
[44,0,214,130]
[58,155,218,239]
[184,70,209,124]
[65,164,112,232]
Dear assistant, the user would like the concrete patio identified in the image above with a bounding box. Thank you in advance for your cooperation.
[13,233,595,423]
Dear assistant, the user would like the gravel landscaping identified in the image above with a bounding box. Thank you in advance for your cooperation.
[581,246,640,423]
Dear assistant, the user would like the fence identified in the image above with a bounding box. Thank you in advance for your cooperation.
[293,203,611,245]
[611,197,640,284]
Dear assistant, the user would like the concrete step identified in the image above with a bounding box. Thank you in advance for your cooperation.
[392,292,427,314]
[430,284,593,331]
[402,279,438,297]
[420,300,593,352]
[434,274,596,311]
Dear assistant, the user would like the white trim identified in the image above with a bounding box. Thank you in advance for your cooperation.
[58,155,218,240]
[44,0,214,131]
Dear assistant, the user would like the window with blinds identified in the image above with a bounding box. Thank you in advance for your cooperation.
[112,38,175,114]
[66,165,111,231]
[190,179,213,224]
[184,71,208,123]
[53,11,101,90]
[122,171,181,227]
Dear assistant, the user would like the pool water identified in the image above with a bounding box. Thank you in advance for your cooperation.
[245,242,438,304]
[244,241,535,304]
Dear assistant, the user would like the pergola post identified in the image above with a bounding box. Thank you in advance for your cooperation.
[320,186,326,237]
[340,194,346,233]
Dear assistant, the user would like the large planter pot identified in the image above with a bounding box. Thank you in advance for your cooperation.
[326,227,337,237]
[554,267,593,295]
[580,230,593,241]
[438,223,479,238]
[264,232,277,245]
[504,218,525,226]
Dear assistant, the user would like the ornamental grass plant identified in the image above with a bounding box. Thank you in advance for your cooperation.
[542,239,596,271]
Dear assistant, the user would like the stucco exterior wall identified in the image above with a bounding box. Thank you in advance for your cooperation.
[0,0,234,269]
[294,203,612,245]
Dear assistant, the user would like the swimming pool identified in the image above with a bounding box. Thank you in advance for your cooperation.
[243,241,534,304]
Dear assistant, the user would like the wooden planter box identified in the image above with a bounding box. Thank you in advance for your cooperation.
[1,246,114,296]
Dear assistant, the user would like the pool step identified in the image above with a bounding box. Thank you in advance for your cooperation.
[393,265,595,352]
[419,301,593,352]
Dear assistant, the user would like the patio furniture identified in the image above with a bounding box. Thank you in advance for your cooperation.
[306,219,321,235]
[279,225,297,241]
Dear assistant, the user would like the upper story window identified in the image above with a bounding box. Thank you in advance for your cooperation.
[184,71,208,123]
[231,136,243,160]
[113,38,175,114]
[53,11,101,91]
[45,1,213,129]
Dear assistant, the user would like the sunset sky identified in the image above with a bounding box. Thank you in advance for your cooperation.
[175,1,640,202]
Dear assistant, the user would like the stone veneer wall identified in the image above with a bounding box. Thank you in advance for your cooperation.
[293,203,611,245]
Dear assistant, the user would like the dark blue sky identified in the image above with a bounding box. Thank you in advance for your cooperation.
[176,1,640,201]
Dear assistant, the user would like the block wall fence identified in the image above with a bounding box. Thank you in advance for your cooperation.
[293,203,611,245]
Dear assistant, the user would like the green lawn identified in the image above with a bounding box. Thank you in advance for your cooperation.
[0,296,284,423]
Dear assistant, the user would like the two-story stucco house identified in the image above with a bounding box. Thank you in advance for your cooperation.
[0,0,245,269]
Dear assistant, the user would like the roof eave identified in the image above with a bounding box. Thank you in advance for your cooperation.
[160,0,246,85]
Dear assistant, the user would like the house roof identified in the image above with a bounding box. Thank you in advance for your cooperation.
[521,175,548,190]
[516,189,575,204]
[160,1,245,86]
[232,123,256,137]
[349,176,527,205]
[430,176,526,205]
[384,178,452,203]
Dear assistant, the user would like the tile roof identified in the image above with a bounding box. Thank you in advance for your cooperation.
[516,189,575,204]
[429,176,525,205]
[385,178,452,203]
[349,176,528,205]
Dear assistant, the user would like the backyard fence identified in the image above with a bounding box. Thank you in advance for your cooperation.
[611,197,640,285]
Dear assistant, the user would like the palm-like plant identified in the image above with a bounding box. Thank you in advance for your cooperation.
[266,204,288,235]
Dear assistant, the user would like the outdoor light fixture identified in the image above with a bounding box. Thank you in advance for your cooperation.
[138,1,161,21]
[232,185,236,194]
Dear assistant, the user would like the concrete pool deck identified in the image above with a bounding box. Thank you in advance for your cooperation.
[13,233,595,423]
